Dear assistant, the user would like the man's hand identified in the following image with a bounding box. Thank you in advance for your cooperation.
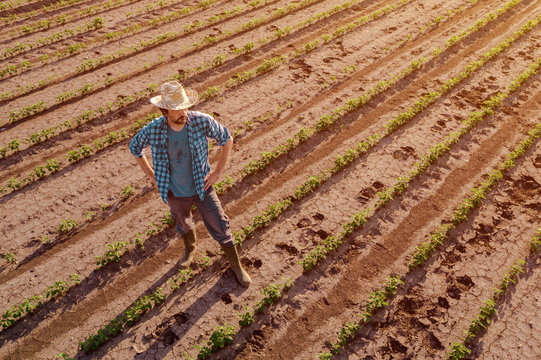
[204,170,222,191]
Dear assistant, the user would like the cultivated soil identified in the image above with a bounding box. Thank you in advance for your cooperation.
[0,0,540,359]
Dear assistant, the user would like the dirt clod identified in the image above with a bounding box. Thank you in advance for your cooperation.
[389,337,407,353]
[221,294,232,304]
[437,297,450,309]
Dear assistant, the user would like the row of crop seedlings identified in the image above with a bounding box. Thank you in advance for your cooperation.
[316,58,541,359]
[0,183,147,266]
[0,0,232,80]
[33,8,536,353]
[0,0,105,25]
[1,274,80,329]
[0,0,321,125]
[0,0,410,181]
[1,16,104,60]
[447,228,541,359]
[0,0,42,13]
[0,210,175,333]
[4,0,177,38]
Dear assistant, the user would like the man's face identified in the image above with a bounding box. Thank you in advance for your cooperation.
[168,108,188,124]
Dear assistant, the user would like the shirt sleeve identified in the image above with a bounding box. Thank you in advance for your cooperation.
[205,114,231,146]
[129,124,150,158]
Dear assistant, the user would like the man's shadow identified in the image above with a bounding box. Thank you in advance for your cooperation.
[137,267,249,359]
[79,254,248,359]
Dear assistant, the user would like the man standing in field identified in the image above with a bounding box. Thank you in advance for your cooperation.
[129,81,251,286]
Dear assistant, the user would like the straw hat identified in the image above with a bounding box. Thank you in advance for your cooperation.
[150,81,198,110]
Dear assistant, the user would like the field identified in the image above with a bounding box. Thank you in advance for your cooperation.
[0,0,540,358]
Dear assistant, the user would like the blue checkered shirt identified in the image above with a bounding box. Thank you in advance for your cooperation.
[129,111,231,203]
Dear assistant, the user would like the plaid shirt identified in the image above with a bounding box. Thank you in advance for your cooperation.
[129,111,231,203]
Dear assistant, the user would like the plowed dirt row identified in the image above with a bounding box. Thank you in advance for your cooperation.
[1,0,540,359]
[471,242,541,359]
[0,0,105,31]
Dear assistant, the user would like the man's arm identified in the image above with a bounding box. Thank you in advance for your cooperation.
[204,136,233,190]
[136,154,157,186]
[129,124,156,186]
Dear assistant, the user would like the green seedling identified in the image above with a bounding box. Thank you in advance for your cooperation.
[196,325,236,359]
[58,219,77,233]
[84,211,96,221]
[121,184,136,199]
[197,252,210,269]
[2,252,16,264]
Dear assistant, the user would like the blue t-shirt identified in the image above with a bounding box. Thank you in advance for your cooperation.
[167,125,197,197]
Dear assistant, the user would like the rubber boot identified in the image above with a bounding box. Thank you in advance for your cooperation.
[179,229,197,268]
[221,246,251,287]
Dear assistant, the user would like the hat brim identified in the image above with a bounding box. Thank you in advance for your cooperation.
[150,88,198,110]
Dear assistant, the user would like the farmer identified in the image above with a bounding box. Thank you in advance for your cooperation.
[129,81,251,286]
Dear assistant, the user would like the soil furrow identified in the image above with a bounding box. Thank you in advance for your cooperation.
[469,240,541,359]
[0,0,191,44]
[0,0,103,30]
[2,0,541,358]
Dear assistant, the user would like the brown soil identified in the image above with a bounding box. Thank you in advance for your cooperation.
[0,0,540,359]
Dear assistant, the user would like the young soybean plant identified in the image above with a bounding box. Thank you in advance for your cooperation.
[2,252,16,264]
[195,325,236,359]
[121,184,136,199]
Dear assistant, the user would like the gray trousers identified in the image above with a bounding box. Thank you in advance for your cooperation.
[167,187,234,247]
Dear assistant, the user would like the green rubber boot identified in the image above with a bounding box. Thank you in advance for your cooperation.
[179,229,197,268]
[222,246,251,287]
